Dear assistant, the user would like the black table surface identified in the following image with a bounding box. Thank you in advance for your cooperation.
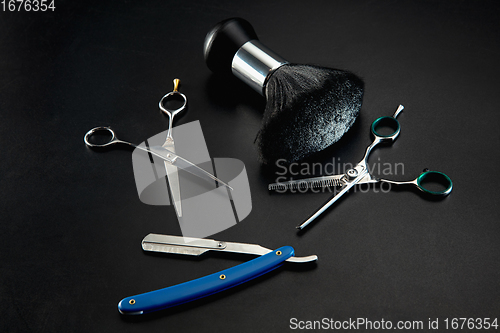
[2,1,499,332]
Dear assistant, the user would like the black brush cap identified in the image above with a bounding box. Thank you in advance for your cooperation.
[204,18,259,74]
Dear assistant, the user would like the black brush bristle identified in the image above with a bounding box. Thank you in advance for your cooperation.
[258,64,364,165]
[204,18,365,165]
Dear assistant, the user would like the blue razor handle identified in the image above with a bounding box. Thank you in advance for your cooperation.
[118,246,294,315]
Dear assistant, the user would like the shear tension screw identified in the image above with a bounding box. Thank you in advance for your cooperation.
[347,169,358,178]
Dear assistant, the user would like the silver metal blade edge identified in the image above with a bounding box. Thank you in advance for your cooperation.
[141,234,317,263]
[148,146,233,190]
[162,140,182,217]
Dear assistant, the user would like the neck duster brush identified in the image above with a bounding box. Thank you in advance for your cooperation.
[204,18,364,165]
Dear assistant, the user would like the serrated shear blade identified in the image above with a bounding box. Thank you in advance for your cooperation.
[268,175,346,191]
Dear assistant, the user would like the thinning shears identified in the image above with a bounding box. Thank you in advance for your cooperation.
[268,105,453,230]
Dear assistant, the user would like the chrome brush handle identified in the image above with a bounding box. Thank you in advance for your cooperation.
[204,17,288,95]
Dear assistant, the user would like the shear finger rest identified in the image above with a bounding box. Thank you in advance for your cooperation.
[416,170,453,196]
[83,127,116,148]
[371,116,400,139]
[159,91,187,115]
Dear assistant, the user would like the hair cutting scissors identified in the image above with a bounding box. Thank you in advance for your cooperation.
[159,79,186,217]
[268,105,452,230]
[84,127,232,191]
[84,78,233,211]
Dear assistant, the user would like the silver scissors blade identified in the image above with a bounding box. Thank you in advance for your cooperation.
[170,154,234,191]
[162,138,182,217]
[355,172,379,185]
[141,234,317,263]
[148,146,233,190]
[83,125,232,192]
[297,165,367,230]
[268,174,346,191]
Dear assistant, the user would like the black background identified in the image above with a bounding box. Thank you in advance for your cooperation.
[2,1,499,332]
